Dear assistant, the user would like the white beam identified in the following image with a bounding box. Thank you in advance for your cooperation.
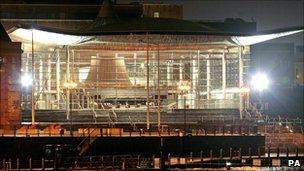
[239,46,244,119]
[206,54,211,100]
[222,51,226,100]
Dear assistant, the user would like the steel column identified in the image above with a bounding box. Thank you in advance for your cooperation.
[239,46,244,119]
[222,50,226,100]
[206,54,211,100]
[157,43,161,129]
[31,30,35,125]
[146,34,150,130]
[56,49,60,109]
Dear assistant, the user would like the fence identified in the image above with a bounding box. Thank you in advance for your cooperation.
[1,148,303,170]
[0,124,263,137]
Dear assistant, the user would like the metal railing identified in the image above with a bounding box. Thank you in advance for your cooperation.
[0,125,261,138]
[1,148,303,170]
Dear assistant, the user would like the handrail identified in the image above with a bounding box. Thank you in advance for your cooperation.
[128,116,137,131]
[76,128,98,156]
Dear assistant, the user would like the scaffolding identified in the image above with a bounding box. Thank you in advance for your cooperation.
[20,41,250,113]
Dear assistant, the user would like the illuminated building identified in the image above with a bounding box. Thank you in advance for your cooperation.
[0,0,303,129]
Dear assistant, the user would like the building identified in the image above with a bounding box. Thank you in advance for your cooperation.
[0,23,22,126]
[0,0,303,129]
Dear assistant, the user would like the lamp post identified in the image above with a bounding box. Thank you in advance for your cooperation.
[64,81,77,136]
[251,73,269,114]
[177,81,190,133]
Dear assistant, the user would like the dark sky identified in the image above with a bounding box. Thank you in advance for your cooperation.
[120,0,304,46]
[2,0,303,45]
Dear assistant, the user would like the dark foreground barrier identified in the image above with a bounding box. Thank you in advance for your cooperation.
[0,135,264,159]
[1,155,303,170]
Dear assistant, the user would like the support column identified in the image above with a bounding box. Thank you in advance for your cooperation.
[157,43,161,129]
[179,60,183,81]
[192,54,198,108]
[115,53,118,106]
[152,53,156,107]
[72,50,75,81]
[133,53,137,85]
[146,35,150,130]
[197,50,200,108]
[25,53,30,110]
[206,54,211,101]
[178,60,184,109]
[133,53,137,106]
[47,54,51,109]
[239,46,244,119]
[66,46,70,120]
[222,50,226,100]
[167,60,173,86]
[39,59,43,101]
[31,30,35,125]
[66,47,70,82]
[96,53,100,109]
[56,49,60,109]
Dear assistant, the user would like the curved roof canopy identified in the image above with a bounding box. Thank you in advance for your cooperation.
[7,17,304,46]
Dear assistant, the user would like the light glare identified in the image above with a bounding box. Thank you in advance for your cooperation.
[251,73,269,91]
[64,82,77,88]
[10,28,93,45]
[232,30,303,45]
[21,74,33,87]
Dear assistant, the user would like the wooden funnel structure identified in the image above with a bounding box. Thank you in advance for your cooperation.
[85,54,132,88]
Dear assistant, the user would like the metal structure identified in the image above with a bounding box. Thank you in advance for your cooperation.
[19,34,250,128]
[3,0,302,129]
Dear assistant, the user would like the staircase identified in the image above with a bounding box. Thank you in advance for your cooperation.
[128,116,137,131]
[76,128,98,156]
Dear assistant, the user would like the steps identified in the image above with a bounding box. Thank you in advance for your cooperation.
[77,128,99,156]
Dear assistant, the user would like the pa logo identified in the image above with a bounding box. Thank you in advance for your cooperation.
[288,160,301,167]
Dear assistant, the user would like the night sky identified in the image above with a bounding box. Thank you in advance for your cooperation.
[120,0,304,46]
[1,0,303,45]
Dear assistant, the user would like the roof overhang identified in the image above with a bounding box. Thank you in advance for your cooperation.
[7,23,303,46]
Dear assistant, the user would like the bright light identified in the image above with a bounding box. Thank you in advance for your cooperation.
[251,73,269,91]
[177,81,191,93]
[226,161,232,166]
[21,73,33,87]
[10,28,93,45]
[231,30,303,45]
[64,82,77,89]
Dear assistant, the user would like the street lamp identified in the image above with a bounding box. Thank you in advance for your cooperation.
[64,81,77,136]
[250,73,269,113]
[21,73,33,87]
[177,81,191,133]
[251,73,269,91]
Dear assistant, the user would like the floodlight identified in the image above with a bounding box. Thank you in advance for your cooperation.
[21,73,33,87]
[251,73,269,91]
